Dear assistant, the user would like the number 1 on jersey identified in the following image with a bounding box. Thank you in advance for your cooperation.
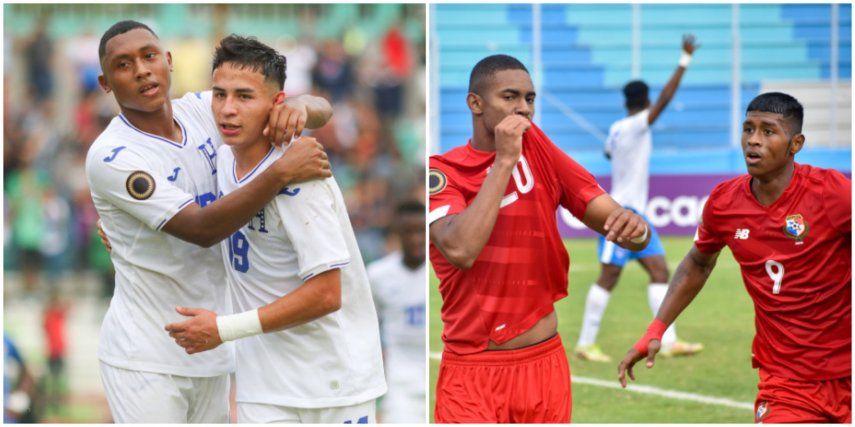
[765,260,784,294]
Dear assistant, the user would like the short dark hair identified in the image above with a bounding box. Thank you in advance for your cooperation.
[746,92,804,134]
[212,35,286,89]
[468,54,529,94]
[396,200,425,216]
[623,80,649,110]
[99,20,157,62]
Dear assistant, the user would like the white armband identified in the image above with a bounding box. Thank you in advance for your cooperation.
[679,52,692,68]
[630,224,649,244]
[216,309,262,342]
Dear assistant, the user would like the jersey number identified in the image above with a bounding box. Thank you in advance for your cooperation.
[500,155,535,208]
[228,231,250,273]
[764,260,784,294]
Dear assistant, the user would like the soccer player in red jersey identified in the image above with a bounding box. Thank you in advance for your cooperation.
[618,92,851,423]
[429,54,651,423]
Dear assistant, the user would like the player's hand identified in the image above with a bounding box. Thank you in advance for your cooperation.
[494,114,530,166]
[96,219,112,253]
[263,99,308,147]
[165,307,223,354]
[273,136,331,185]
[682,34,700,55]
[603,207,647,244]
[617,338,661,388]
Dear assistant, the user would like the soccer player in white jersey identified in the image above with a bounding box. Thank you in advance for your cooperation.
[164,35,386,424]
[368,201,426,423]
[575,35,703,363]
[85,21,332,423]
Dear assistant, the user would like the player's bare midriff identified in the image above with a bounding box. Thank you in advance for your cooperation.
[487,310,558,350]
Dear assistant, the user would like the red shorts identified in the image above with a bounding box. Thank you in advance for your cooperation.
[754,369,851,423]
[434,334,571,423]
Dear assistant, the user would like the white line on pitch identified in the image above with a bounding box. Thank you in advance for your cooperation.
[428,352,753,411]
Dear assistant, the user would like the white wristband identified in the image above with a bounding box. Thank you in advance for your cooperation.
[630,224,649,244]
[216,309,262,342]
[679,52,692,68]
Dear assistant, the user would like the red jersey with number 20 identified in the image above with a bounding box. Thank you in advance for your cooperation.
[694,163,851,381]
[429,123,604,355]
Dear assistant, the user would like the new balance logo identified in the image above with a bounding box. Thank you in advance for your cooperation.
[734,229,750,240]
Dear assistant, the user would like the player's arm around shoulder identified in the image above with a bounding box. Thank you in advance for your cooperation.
[185,90,333,146]
[581,194,650,251]
[162,137,330,247]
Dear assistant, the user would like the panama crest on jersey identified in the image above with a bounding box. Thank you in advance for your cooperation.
[783,214,808,243]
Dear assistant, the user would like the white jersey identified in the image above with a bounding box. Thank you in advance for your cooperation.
[367,252,425,394]
[604,108,651,212]
[216,144,386,409]
[85,91,233,377]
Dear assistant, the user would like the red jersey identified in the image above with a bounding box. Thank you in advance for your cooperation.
[429,123,604,354]
[695,163,851,381]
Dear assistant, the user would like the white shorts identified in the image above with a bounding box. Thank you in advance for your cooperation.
[379,388,426,423]
[237,399,376,424]
[99,361,229,423]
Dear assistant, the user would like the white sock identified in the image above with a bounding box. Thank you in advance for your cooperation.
[648,283,677,348]
[577,284,611,348]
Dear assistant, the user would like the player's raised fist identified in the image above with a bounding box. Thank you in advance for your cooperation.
[264,98,309,147]
[273,136,332,185]
[682,33,700,55]
[494,114,529,165]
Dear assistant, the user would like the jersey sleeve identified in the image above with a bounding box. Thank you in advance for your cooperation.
[544,142,606,219]
[693,187,727,254]
[86,145,196,230]
[173,91,221,149]
[821,169,851,235]
[428,157,466,225]
[604,125,618,157]
[275,179,351,281]
[635,109,651,131]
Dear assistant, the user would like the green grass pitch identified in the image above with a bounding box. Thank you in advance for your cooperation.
[429,236,759,423]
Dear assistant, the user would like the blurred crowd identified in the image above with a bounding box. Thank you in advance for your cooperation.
[4,7,425,422]
[4,10,425,293]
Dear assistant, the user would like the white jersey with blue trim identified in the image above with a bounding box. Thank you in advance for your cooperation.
[367,252,425,394]
[216,144,386,409]
[84,91,234,377]
[604,108,651,212]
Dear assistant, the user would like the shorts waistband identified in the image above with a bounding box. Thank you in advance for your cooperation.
[441,334,564,366]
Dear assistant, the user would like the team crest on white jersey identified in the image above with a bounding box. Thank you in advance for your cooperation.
[126,171,155,200]
[783,214,808,244]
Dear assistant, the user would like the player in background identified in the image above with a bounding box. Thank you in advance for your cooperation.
[368,200,426,423]
[619,93,851,423]
[164,35,386,424]
[575,34,703,363]
[429,54,651,423]
[85,21,332,423]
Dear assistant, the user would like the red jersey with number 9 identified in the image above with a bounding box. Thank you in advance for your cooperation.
[694,163,851,381]
[428,123,604,355]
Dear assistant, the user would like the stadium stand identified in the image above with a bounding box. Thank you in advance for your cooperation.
[434,4,851,175]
